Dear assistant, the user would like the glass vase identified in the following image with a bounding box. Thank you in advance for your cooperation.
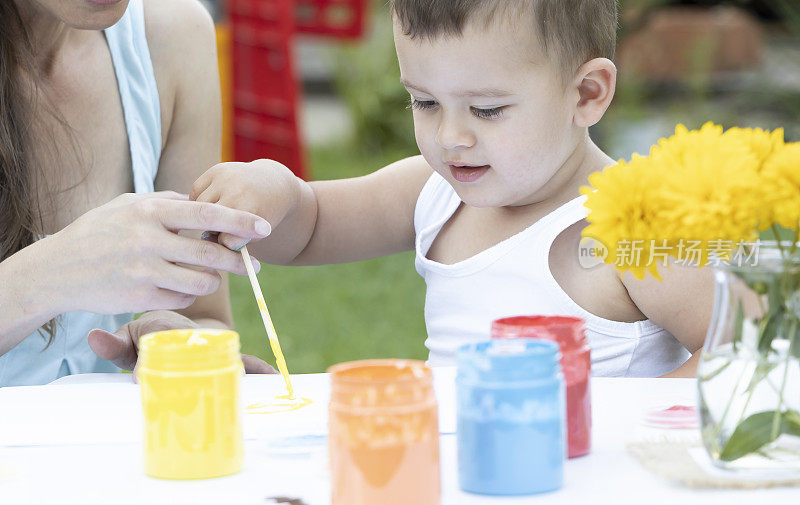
[698,243,800,473]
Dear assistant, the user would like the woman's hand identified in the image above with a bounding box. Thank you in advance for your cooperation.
[37,191,272,316]
[87,310,276,376]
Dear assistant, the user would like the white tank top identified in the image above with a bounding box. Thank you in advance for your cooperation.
[414,173,690,377]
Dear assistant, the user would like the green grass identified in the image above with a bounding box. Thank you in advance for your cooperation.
[230,144,428,373]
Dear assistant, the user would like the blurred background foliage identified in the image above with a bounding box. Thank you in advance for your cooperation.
[332,3,417,156]
[601,0,800,157]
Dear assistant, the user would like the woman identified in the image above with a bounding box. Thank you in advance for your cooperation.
[0,0,272,385]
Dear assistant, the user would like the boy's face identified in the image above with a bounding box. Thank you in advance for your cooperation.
[394,15,580,208]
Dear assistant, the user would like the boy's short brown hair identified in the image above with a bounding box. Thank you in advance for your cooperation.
[391,0,618,74]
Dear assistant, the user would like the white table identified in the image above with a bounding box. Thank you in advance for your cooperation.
[0,371,797,505]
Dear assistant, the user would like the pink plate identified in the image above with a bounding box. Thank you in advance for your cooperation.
[641,404,698,429]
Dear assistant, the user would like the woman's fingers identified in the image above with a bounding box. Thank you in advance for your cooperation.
[241,354,277,374]
[155,263,224,297]
[152,199,272,238]
[161,234,261,276]
[87,328,138,372]
[150,288,197,311]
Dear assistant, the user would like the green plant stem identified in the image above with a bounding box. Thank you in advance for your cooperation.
[710,363,750,442]
[771,225,786,256]
[757,295,767,320]
[757,307,771,343]
[771,318,797,440]
[734,363,760,428]
[699,361,731,382]
[765,376,783,396]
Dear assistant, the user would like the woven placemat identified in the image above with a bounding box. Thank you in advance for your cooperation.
[627,436,800,489]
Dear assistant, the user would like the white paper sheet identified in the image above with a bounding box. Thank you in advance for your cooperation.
[0,368,457,447]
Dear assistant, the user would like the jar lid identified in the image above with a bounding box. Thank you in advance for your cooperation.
[457,340,561,385]
[491,315,587,350]
[139,329,241,372]
[327,359,434,410]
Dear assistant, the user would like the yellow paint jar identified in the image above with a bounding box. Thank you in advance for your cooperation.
[138,329,243,479]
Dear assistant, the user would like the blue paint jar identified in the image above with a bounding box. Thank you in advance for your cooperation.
[456,340,565,495]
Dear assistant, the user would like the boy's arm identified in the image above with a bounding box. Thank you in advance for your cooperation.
[620,261,715,378]
[249,155,434,266]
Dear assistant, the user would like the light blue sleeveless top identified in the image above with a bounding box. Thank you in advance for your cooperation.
[0,0,161,386]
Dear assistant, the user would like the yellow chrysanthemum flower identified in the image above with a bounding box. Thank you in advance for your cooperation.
[583,122,772,278]
[651,123,764,254]
[723,126,785,169]
[761,142,800,231]
[582,154,668,279]
[722,126,789,232]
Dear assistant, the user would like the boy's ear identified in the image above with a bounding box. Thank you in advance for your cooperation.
[572,58,617,128]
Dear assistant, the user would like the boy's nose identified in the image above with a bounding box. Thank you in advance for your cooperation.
[435,118,476,150]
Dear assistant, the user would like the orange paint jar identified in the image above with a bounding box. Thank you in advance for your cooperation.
[328,360,440,505]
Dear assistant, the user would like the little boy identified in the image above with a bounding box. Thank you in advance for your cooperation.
[191,0,712,377]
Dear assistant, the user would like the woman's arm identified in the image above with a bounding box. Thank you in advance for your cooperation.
[0,0,274,359]
[88,0,274,373]
[0,240,64,355]
[145,0,231,328]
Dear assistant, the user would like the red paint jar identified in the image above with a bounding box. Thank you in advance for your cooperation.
[491,316,591,458]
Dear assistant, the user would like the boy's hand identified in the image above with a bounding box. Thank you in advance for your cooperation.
[190,160,300,251]
[192,154,431,266]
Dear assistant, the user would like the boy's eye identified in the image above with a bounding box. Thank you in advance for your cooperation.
[471,106,506,120]
[408,99,438,111]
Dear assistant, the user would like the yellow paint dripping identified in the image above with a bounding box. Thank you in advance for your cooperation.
[246,395,312,414]
[269,336,294,399]
[239,245,295,399]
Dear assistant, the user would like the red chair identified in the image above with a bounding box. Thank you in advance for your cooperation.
[228,0,369,179]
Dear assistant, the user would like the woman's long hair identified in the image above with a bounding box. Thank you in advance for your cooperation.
[0,1,60,342]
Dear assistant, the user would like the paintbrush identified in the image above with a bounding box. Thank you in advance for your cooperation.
[240,245,295,399]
